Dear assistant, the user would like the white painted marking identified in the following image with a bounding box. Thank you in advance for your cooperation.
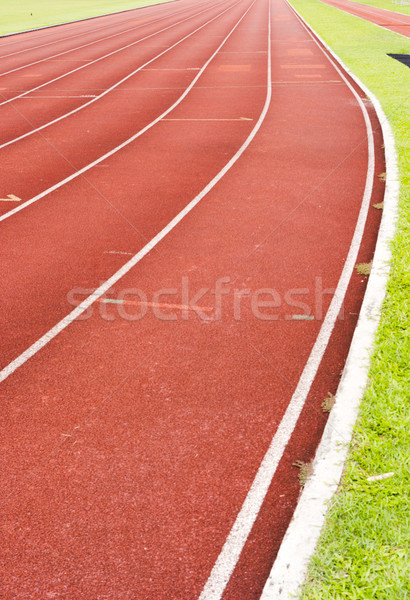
[260,2,399,598]
[0,0,258,384]
[0,194,21,202]
[290,314,314,320]
[18,95,98,98]
[0,1,239,151]
[104,250,134,255]
[100,298,213,312]
[0,0,227,109]
[162,117,253,121]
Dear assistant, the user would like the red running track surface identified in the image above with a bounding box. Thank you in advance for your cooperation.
[0,0,385,598]
[319,0,410,37]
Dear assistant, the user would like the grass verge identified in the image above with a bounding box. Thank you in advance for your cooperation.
[287,0,410,597]
[0,0,174,36]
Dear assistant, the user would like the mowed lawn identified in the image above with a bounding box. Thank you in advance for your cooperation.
[0,0,174,35]
[288,0,410,598]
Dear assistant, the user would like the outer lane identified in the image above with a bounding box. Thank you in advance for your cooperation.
[320,0,410,36]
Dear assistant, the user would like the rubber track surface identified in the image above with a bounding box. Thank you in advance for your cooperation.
[320,0,410,36]
[0,0,384,597]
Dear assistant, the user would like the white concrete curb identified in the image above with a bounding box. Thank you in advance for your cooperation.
[260,3,400,598]
[0,0,177,39]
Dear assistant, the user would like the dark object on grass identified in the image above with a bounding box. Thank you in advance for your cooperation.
[387,54,410,69]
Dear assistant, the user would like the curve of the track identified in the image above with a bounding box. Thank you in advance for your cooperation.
[320,0,410,36]
[0,0,384,598]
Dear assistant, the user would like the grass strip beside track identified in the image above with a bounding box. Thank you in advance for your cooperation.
[0,0,174,36]
[288,0,410,597]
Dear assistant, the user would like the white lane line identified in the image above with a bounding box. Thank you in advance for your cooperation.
[0,1,207,78]
[198,0,376,596]
[0,0,257,386]
[0,194,21,202]
[0,0,234,151]
[0,0,229,108]
[260,1,399,597]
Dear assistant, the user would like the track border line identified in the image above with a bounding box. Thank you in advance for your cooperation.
[260,1,400,598]
[0,0,179,39]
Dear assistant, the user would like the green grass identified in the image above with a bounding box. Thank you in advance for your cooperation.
[352,0,410,17]
[0,0,174,35]
[287,0,410,598]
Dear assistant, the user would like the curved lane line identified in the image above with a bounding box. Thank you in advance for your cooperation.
[198,0,376,596]
[0,0,258,384]
[260,1,400,596]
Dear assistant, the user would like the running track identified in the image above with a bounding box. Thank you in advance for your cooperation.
[320,0,410,37]
[0,0,385,597]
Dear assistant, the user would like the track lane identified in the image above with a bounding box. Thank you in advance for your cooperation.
[0,0,385,597]
[320,0,410,36]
